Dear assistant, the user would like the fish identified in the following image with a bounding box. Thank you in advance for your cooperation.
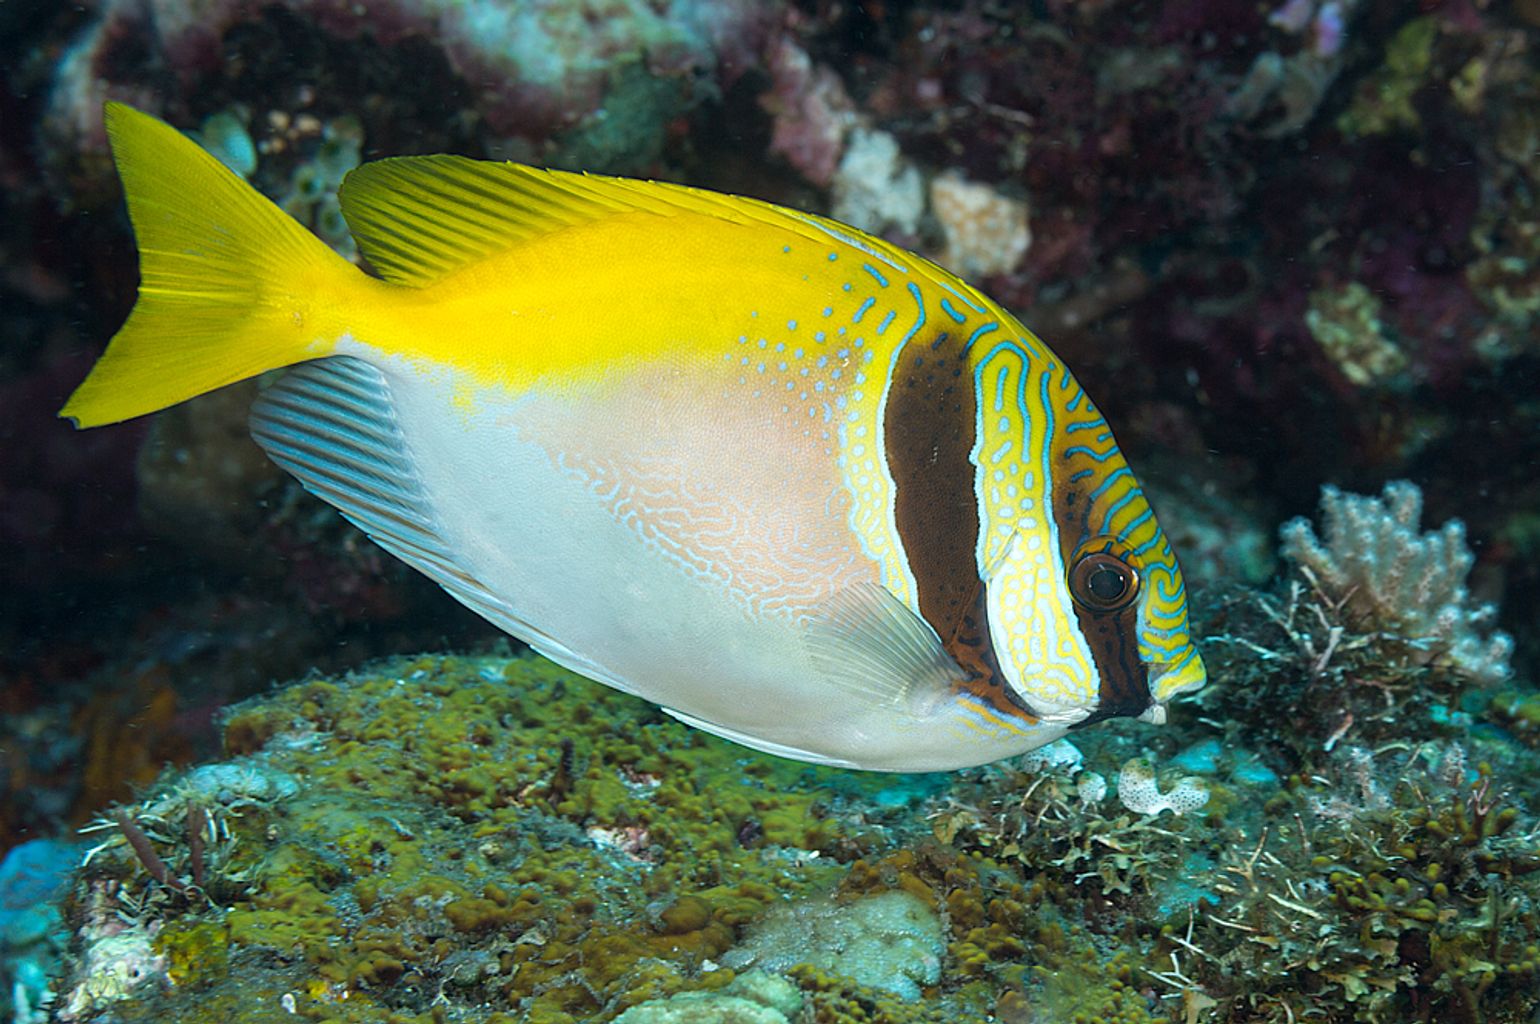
[62,103,1206,771]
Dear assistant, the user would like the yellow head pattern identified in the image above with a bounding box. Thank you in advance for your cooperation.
[855,268,1207,734]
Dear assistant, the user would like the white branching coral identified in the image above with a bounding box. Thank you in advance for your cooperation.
[1279,481,1513,684]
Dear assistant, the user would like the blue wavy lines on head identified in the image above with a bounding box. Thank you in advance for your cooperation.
[1115,507,1153,539]
[901,282,927,345]
[1142,611,1190,635]
[964,321,999,353]
[1143,570,1185,606]
[1087,466,1131,505]
[1141,631,1195,660]
[1080,469,1138,538]
[940,298,967,324]
[1131,532,1179,566]
[1097,489,1144,536]
[1167,645,1201,671]
[862,262,890,288]
[1153,572,1185,605]
[1143,603,1190,633]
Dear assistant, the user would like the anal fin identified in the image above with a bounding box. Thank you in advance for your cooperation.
[251,359,525,642]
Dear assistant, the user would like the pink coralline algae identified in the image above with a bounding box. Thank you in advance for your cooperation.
[761,34,855,188]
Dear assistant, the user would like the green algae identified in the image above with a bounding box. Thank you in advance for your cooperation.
[1337,17,1439,138]
[56,637,1540,1023]
[73,652,930,1022]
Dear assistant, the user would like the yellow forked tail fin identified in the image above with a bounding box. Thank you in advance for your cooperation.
[61,103,363,427]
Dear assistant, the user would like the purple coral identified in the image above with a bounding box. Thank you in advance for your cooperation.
[761,34,854,187]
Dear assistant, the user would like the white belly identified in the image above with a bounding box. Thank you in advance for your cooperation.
[253,353,1061,770]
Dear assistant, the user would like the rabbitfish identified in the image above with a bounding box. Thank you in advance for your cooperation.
[63,104,1206,771]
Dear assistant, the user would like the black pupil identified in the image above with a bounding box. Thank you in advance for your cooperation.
[1087,564,1127,602]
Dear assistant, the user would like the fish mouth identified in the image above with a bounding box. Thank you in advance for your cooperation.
[1069,689,1152,728]
[1033,651,1206,731]
[1148,651,1208,702]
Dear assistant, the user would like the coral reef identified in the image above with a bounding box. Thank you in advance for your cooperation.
[722,891,943,1000]
[1305,281,1406,388]
[1178,746,1540,1024]
[1196,481,1517,761]
[49,654,949,1022]
[1280,481,1513,686]
[0,839,75,1023]
[829,128,924,240]
[3,3,1540,1024]
[44,0,777,168]
[33,628,1532,1023]
[760,35,854,189]
[928,171,1031,282]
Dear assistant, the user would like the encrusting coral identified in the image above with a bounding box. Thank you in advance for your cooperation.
[721,890,943,999]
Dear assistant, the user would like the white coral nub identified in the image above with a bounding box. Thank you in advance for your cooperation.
[59,925,167,1021]
[929,171,1031,280]
[1116,758,1209,817]
[1279,480,1514,684]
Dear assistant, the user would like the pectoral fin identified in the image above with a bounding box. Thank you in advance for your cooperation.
[804,581,967,719]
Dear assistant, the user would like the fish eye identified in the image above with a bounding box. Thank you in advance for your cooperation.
[1069,551,1139,612]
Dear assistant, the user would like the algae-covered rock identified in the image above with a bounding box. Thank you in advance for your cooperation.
[612,970,800,1024]
[721,890,944,1000]
[53,652,927,1023]
[40,643,1540,1024]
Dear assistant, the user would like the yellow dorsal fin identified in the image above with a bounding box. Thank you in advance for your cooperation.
[337,158,638,286]
[338,156,933,290]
